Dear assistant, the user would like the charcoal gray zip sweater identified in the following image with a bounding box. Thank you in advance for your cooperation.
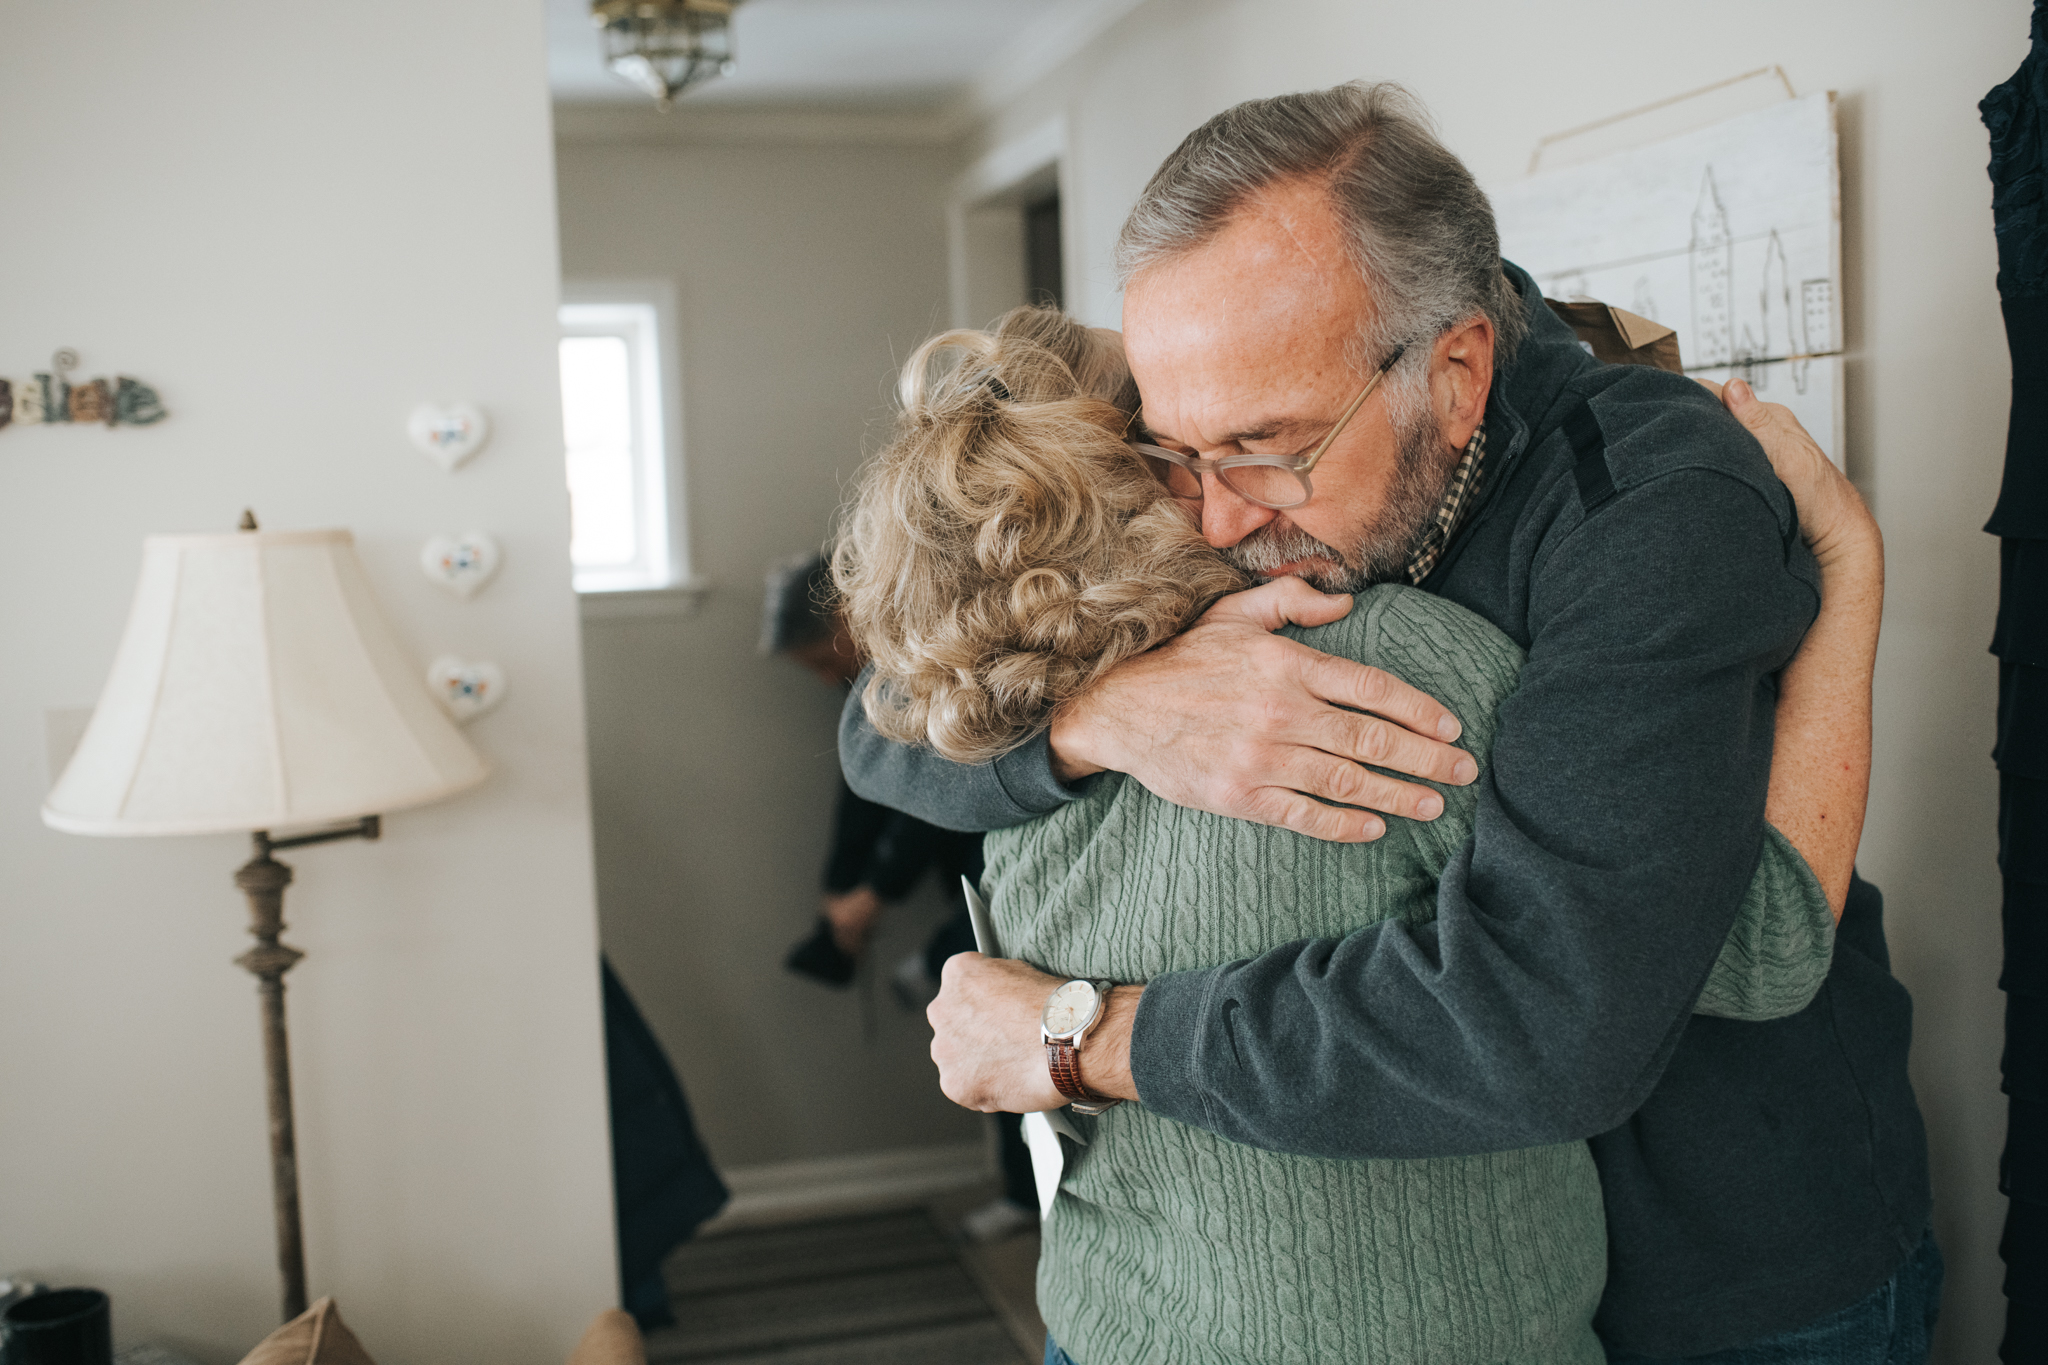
[837,265,1931,1355]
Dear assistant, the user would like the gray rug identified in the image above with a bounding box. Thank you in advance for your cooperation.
[647,1208,1030,1364]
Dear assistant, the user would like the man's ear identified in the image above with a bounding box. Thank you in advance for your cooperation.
[1432,315,1495,451]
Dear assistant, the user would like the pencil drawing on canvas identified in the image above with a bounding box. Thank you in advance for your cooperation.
[1491,91,1846,461]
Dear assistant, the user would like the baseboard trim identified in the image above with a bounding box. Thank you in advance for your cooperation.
[700,1142,993,1234]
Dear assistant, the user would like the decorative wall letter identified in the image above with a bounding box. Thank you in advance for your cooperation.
[13,376,45,425]
[68,378,111,424]
[111,377,167,426]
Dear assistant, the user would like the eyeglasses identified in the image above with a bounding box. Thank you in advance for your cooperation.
[1130,344,1408,510]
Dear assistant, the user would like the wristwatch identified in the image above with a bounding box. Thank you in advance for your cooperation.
[1041,978,1123,1116]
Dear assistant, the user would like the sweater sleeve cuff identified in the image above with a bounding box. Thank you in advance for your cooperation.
[990,728,1092,816]
[1129,966,1223,1128]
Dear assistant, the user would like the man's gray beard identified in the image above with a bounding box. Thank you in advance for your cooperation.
[1221,407,1456,593]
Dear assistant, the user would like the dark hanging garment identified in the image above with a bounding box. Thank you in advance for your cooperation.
[1983,8,2048,1356]
[602,956,729,1329]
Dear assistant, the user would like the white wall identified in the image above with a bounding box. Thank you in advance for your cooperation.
[0,4,615,1362]
[968,1,2024,1359]
[553,120,986,1168]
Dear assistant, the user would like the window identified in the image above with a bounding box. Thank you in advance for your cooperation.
[559,284,686,595]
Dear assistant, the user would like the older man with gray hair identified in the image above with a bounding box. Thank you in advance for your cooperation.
[843,84,1935,1362]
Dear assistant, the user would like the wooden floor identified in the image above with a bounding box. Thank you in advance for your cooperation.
[646,1188,1043,1364]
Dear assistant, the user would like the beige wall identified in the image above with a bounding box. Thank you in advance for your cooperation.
[971,1,2025,1358]
[554,128,986,1168]
[0,3,615,1362]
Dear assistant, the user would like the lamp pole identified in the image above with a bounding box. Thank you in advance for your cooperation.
[230,814,380,1324]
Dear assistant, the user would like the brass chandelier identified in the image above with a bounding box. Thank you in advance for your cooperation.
[592,0,743,110]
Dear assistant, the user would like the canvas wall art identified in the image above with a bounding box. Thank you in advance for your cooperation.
[1491,91,1845,462]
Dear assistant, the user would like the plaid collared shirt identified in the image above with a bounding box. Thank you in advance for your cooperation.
[1403,422,1488,586]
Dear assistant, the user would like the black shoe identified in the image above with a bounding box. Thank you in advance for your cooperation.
[785,918,857,987]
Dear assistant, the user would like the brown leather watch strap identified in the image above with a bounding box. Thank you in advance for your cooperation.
[1046,1041,1097,1103]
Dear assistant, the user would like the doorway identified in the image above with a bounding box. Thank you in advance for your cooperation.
[948,119,1071,328]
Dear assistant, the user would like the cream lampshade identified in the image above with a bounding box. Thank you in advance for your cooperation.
[43,528,485,835]
[41,522,489,1325]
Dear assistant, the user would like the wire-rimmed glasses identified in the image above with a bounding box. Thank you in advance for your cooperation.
[1130,343,1408,510]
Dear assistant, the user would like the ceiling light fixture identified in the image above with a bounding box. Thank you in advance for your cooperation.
[591,0,743,111]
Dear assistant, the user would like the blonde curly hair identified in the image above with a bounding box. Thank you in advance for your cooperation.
[834,305,1246,764]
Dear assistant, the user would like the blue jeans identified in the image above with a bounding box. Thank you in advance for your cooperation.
[1606,1229,1944,1365]
[1045,1230,1943,1365]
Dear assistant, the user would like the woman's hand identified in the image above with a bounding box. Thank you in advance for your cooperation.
[1701,377,1879,570]
[1702,377,1883,916]
[822,886,883,955]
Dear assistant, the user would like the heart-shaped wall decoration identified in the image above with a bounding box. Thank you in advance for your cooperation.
[420,532,501,600]
[427,656,505,723]
[408,402,491,471]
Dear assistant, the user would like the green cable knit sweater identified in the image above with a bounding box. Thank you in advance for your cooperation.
[984,584,1834,1365]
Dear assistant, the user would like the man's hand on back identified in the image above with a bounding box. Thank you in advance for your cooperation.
[1047,576,1478,842]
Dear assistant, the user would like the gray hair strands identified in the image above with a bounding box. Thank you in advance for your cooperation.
[1116,82,1526,376]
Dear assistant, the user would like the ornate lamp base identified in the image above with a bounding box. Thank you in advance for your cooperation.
[231,815,379,1324]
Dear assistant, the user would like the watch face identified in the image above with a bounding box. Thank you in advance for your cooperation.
[1042,979,1100,1040]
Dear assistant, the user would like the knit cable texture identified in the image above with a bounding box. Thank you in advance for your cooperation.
[986,585,1607,1365]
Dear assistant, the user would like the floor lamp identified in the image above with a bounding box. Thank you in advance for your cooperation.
[42,522,488,1323]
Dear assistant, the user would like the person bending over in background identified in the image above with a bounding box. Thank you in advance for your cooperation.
[834,305,1857,1364]
[759,553,1036,1242]
[762,552,984,989]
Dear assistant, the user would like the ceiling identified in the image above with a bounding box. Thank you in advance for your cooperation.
[546,0,1095,111]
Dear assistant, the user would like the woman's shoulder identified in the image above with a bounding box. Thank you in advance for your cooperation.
[1282,584,1525,750]
[1285,583,1518,664]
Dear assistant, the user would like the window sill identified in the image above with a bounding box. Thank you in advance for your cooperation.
[578,577,711,622]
